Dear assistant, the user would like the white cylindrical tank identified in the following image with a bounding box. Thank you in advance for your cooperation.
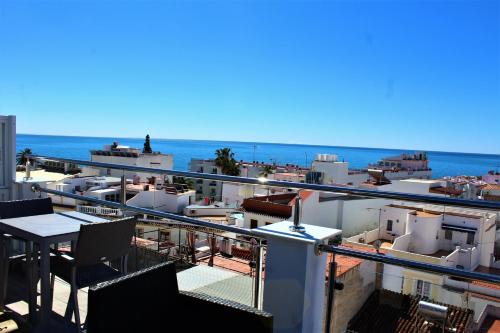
[406,212,442,255]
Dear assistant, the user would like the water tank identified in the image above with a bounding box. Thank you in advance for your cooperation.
[418,300,448,321]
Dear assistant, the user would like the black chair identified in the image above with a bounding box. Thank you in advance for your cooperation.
[86,262,274,333]
[0,198,54,307]
[49,217,136,333]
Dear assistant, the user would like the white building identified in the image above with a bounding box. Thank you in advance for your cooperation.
[309,153,432,187]
[0,116,16,201]
[47,175,195,214]
[90,142,173,184]
[483,171,500,185]
[188,159,223,201]
[343,203,499,322]
[127,183,195,214]
[189,158,308,202]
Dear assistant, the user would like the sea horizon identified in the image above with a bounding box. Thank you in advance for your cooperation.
[16,133,500,179]
[17,132,500,157]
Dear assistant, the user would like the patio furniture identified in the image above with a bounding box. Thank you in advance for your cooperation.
[0,212,103,332]
[49,217,136,333]
[86,261,273,333]
[0,198,54,311]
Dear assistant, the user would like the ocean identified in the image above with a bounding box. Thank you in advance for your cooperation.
[16,134,500,179]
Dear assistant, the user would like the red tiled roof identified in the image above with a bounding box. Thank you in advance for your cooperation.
[198,255,253,275]
[326,244,387,278]
[429,186,463,196]
[484,194,500,202]
[473,266,500,291]
[347,290,473,333]
[288,190,314,206]
[489,320,500,333]
[468,292,500,303]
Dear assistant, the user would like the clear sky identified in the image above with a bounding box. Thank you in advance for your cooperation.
[0,0,498,154]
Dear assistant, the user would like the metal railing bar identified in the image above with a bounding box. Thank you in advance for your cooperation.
[319,244,500,284]
[28,154,500,210]
[34,186,259,238]
[32,186,500,285]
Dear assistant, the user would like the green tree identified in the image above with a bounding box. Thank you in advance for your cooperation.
[143,134,153,154]
[214,148,240,176]
[258,165,274,178]
[172,176,195,190]
[16,148,32,166]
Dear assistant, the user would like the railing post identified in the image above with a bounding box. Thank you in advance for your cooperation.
[121,175,127,205]
[253,239,263,309]
[254,221,341,333]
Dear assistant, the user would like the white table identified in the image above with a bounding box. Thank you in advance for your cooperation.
[0,213,103,332]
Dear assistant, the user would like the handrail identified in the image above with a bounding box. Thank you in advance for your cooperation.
[32,185,500,287]
[319,244,500,284]
[32,185,258,237]
[28,155,500,210]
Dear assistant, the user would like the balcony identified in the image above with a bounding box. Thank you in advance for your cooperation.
[3,154,500,333]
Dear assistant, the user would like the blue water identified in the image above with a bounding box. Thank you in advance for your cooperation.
[16,134,500,179]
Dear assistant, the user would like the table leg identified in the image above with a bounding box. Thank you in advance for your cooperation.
[26,241,37,323]
[37,242,51,332]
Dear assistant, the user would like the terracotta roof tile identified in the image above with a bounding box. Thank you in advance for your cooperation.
[347,290,473,333]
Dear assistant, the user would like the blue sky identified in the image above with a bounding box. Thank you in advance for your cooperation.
[0,0,498,154]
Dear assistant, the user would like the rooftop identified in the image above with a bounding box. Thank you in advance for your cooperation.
[347,290,473,333]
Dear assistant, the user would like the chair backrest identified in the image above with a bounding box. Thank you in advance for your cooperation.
[0,198,54,219]
[86,261,274,333]
[86,262,179,333]
[74,217,136,267]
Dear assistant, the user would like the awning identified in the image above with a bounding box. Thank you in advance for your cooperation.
[441,223,476,234]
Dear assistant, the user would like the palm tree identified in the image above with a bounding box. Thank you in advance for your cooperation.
[214,148,240,176]
[16,148,32,166]
[258,165,274,178]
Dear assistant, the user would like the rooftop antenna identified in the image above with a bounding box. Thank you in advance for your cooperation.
[290,191,306,233]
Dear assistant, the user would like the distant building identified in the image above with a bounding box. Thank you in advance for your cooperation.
[189,158,308,202]
[308,153,432,187]
[46,175,194,214]
[188,159,223,201]
[483,171,500,185]
[37,158,80,174]
[0,115,16,200]
[90,142,173,184]
[482,184,500,202]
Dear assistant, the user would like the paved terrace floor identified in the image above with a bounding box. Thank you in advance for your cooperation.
[4,263,87,333]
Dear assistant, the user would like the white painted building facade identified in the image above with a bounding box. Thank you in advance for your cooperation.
[91,143,173,183]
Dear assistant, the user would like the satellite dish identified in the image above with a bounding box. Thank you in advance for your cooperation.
[373,239,382,253]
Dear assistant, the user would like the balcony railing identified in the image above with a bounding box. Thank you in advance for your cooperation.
[23,154,500,332]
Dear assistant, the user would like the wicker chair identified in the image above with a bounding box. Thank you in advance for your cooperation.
[0,198,54,308]
[86,261,274,333]
[49,217,136,333]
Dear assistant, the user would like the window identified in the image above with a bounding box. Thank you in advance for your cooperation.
[250,219,258,229]
[212,168,218,174]
[445,230,453,240]
[159,230,170,242]
[415,280,431,298]
[386,220,393,232]
[466,232,475,245]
